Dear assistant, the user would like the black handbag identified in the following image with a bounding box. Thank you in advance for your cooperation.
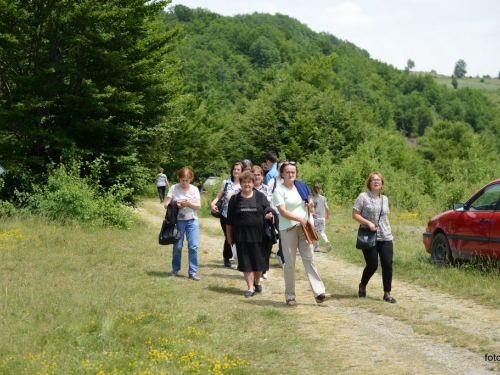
[159,200,181,245]
[211,182,227,218]
[356,196,383,250]
[159,221,181,245]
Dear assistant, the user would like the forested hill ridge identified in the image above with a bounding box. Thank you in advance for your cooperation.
[1,2,500,222]
[159,5,500,213]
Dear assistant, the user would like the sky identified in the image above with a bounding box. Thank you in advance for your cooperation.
[168,0,500,78]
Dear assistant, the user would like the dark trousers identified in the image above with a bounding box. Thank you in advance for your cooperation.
[157,186,166,202]
[361,241,393,292]
[219,216,233,260]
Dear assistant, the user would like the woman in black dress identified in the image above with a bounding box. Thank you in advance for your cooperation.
[226,171,273,297]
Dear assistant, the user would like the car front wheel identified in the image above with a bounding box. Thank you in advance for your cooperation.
[431,233,453,265]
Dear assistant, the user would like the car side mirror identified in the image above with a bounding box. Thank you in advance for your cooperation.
[453,203,464,211]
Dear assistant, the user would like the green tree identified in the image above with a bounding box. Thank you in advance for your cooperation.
[404,59,415,74]
[249,36,281,68]
[0,0,182,190]
[453,59,467,78]
[451,75,458,89]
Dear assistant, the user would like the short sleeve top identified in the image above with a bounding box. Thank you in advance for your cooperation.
[273,184,307,231]
[222,179,242,218]
[312,195,327,218]
[167,184,200,221]
[353,191,393,241]
[156,173,167,187]
[226,191,269,243]
[255,183,272,204]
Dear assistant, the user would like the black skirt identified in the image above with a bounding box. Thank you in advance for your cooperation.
[236,241,268,272]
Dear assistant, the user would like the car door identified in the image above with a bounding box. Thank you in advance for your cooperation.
[450,183,500,258]
[487,184,500,258]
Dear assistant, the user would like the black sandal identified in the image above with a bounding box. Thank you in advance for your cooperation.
[245,290,255,298]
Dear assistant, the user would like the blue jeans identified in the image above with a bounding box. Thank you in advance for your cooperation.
[172,219,199,276]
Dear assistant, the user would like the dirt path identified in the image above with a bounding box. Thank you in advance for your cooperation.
[139,201,500,374]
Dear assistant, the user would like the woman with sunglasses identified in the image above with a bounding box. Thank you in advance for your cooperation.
[352,172,396,303]
[272,162,331,306]
[211,162,243,268]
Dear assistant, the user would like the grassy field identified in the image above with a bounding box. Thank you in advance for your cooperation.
[433,74,500,106]
[1,199,499,374]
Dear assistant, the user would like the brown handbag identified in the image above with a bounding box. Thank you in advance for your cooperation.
[301,219,318,244]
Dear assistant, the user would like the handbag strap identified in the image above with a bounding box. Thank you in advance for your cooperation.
[375,195,383,227]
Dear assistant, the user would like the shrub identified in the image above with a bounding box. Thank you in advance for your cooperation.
[20,162,137,229]
[0,201,15,217]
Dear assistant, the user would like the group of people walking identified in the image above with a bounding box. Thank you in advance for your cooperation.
[158,153,396,305]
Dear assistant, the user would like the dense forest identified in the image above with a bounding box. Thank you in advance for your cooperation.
[157,5,500,212]
[1,2,500,224]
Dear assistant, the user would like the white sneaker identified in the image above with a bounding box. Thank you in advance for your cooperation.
[326,242,332,252]
[262,272,268,279]
[275,253,284,266]
[314,247,320,252]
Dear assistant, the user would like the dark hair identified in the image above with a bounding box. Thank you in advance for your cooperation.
[230,162,243,182]
[260,162,270,174]
[178,167,194,181]
[313,183,322,194]
[265,151,277,163]
[366,172,385,190]
[279,161,298,178]
[239,171,255,183]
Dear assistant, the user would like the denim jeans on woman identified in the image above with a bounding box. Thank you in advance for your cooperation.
[172,219,199,276]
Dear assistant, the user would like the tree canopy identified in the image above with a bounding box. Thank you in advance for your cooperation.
[0,0,183,192]
[2,4,500,216]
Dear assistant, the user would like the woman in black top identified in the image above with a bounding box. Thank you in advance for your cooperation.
[226,171,273,297]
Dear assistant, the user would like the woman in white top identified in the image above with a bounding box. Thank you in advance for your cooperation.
[273,162,331,306]
[210,162,242,267]
[164,168,201,280]
[156,167,170,203]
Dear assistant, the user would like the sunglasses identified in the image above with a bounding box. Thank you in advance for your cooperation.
[282,161,296,166]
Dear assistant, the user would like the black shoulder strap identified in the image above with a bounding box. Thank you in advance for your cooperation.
[376,195,384,226]
[271,178,277,193]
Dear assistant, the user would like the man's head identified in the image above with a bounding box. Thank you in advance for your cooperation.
[265,151,277,167]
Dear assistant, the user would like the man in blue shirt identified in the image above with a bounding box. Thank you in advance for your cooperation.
[264,150,278,185]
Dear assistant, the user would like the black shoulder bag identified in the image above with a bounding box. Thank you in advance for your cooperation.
[356,196,383,250]
[211,182,228,218]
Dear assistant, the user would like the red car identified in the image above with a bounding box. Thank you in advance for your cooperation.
[423,179,500,264]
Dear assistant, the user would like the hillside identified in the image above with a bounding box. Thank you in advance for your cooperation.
[158,6,500,215]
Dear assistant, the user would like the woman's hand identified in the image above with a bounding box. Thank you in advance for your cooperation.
[177,200,189,209]
[265,212,273,220]
[368,223,378,232]
[306,199,314,212]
